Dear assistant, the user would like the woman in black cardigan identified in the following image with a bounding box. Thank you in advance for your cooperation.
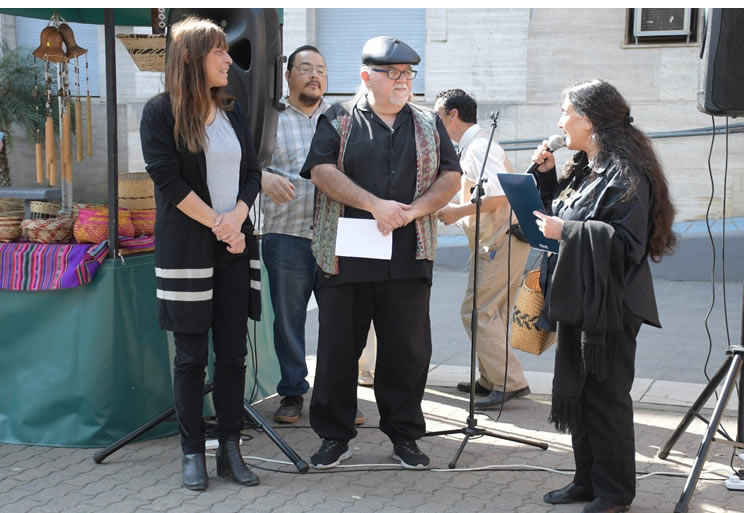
[140,17,262,491]
[530,80,676,513]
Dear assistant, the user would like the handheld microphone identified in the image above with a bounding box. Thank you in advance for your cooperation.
[525,134,565,174]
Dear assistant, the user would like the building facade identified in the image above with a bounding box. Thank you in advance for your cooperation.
[2,8,741,221]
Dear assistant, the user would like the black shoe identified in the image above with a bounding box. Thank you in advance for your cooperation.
[310,439,351,469]
[543,482,595,504]
[392,440,430,469]
[182,453,208,491]
[354,408,366,426]
[216,436,259,487]
[456,381,491,396]
[474,386,530,409]
[274,395,303,423]
[582,498,630,513]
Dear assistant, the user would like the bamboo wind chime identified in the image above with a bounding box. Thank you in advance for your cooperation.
[32,61,43,183]
[31,16,88,186]
[85,54,92,157]
[33,25,64,185]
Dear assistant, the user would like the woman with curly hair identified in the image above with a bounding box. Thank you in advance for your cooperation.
[531,80,677,513]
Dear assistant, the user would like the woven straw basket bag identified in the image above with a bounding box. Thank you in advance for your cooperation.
[74,207,135,244]
[511,268,557,355]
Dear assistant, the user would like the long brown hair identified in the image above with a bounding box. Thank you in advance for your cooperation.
[165,16,233,153]
[561,80,677,262]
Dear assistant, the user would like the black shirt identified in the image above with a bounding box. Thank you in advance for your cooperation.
[301,96,461,284]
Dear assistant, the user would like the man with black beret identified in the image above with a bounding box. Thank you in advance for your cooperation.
[300,36,462,469]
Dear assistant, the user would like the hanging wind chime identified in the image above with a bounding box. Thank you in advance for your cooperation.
[85,52,92,157]
[31,15,88,187]
[33,24,66,186]
[32,58,43,184]
[59,23,87,165]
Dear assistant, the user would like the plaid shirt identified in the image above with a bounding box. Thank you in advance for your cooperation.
[261,98,330,239]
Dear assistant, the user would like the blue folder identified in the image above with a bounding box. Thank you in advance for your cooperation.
[496,173,560,253]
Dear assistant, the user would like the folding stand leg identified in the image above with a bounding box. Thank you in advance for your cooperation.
[673,351,743,513]
[93,383,309,473]
[657,355,733,460]
[243,399,308,473]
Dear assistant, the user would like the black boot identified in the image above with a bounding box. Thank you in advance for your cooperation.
[182,453,208,491]
[216,436,259,487]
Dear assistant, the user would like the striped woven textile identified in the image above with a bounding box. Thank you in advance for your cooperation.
[119,235,155,255]
[0,241,108,291]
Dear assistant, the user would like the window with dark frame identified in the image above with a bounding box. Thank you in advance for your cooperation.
[625,8,700,46]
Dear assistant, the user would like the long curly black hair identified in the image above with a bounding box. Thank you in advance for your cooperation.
[561,79,677,262]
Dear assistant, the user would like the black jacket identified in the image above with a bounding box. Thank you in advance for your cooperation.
[140,93,262,332]
[534,156,660,330]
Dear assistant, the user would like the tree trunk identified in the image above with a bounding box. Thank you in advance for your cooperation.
[0,143,10,187]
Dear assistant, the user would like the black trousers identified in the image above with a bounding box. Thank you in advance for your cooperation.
[173,255,251,455]
[310,278,432,445]
[571,308,643,505]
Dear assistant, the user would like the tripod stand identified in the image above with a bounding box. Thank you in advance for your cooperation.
[93,381,309,473]
[421,112,548,468]
[657,290,744,513]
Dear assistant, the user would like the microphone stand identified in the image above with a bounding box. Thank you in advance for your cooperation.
[422,112,548,468]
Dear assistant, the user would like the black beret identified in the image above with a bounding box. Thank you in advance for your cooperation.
[361,36,420,65]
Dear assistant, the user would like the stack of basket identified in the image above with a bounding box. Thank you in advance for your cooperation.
[0,215,23,242]
[0,198,26,242]
[119,172,156,237]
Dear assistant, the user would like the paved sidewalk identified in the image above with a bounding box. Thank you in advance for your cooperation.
[1,384,741,513]
[2,220,743,512]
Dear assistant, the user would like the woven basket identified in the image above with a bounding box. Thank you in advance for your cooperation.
[74,207,135,244]
[0,198,24,214]
[511,269,557,355]
[0,215,23,242]
[30,201,61,219]
[130,209,156,237]
[21,217,75,244]
[119,172,156,210]
[116,34,165,72]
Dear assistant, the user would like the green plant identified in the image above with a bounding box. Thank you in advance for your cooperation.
[0,43,45,186]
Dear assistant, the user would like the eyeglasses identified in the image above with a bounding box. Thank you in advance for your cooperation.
[292,64,327,76]
[371,68,417,80]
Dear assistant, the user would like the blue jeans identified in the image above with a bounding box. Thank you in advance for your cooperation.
[261,233,315,397]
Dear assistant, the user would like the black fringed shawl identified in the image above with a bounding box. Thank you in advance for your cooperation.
[532,153,659,433]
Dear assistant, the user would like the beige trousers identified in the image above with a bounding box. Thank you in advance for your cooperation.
[358,324,377,374]
[460,233,531,392]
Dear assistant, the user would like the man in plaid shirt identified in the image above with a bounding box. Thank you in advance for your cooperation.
[261,45,329,424]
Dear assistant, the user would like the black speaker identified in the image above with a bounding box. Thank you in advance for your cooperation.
[166,8,283,166]
[697,8,744,117]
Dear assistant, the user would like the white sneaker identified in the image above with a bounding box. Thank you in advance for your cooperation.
[358,370,374,386]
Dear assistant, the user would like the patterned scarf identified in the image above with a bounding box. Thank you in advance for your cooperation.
[312,102,440,275]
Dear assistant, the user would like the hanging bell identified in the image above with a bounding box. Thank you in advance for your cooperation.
[59,23,88,59]
[32,26,68,63]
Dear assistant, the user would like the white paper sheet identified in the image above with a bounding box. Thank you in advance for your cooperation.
[335,218,392,260]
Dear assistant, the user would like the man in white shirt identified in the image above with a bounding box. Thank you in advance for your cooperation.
[434,89,531,408]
